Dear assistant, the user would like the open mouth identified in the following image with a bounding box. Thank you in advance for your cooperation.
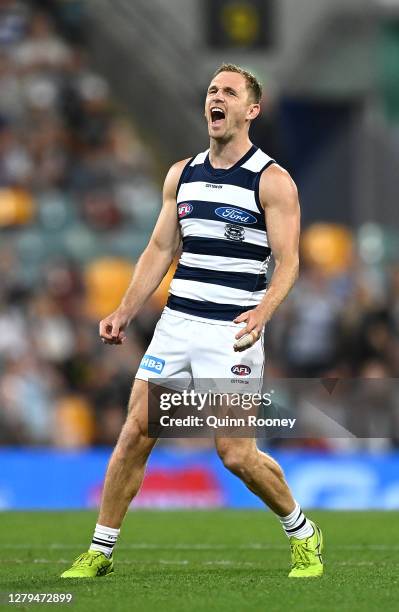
[210,107,225,126]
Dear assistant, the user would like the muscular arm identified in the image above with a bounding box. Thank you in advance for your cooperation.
[234,164,300,349]
[99,158,190,344]
[257,164,300,321]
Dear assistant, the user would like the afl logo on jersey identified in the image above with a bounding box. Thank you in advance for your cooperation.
[225,223,245,241]
[215,207,257,225]
[178,203,193,218]
[231,364,252,376]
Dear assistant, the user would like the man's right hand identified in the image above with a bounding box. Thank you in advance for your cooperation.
[99,308,131,345]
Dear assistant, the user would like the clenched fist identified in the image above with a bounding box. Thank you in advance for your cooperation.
[99,308,131,345]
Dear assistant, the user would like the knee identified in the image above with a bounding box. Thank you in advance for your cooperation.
[114,418,152,462]
[113,379,153,461]
[216,442,251,477]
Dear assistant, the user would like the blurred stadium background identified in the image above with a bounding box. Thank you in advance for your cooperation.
[1,0,399,511]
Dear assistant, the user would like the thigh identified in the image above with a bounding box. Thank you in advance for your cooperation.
[126,379,150,432]
[118,379,158,454]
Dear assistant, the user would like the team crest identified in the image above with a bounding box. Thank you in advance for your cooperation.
[224,223,245,241]
[178,203,193,218]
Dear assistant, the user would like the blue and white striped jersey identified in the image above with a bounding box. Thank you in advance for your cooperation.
[166,145,275,322]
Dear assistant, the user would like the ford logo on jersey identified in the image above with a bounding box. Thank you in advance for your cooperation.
[178,203,193,218]
[215,207,257,224]
[231,364,252,376]
[140,354,165,374]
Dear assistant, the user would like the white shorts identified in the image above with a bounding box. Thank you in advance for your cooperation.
[135,308,265,393]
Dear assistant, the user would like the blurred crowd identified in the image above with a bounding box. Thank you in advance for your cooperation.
[1,1,399,449]
[0,0,161,446]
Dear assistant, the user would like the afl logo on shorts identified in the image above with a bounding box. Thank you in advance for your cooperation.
[231,364,251,376]
[225,224,245,241]
[178,203,193,218]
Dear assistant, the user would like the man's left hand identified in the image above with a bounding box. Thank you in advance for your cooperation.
[233,307,267,352]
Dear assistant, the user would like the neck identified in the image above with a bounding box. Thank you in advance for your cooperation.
[208,135,253,170]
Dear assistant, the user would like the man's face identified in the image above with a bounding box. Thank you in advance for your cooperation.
[205,71,260,141]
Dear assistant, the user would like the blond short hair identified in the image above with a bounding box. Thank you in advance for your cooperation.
[212,63,262,103]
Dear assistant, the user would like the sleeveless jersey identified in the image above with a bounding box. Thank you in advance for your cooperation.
[166,145,275,322]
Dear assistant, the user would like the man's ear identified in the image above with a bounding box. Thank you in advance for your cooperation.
[247,104,260,121]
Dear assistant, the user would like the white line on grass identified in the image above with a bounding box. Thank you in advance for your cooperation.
[0,559,257,567]
[3,543,399,551]
[0,559,395,568]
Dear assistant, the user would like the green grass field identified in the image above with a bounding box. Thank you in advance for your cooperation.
[1,511,399,612]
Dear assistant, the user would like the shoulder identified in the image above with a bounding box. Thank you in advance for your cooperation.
[258,163,298,209]
[163,157,192,197]
[165,157,192,184]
